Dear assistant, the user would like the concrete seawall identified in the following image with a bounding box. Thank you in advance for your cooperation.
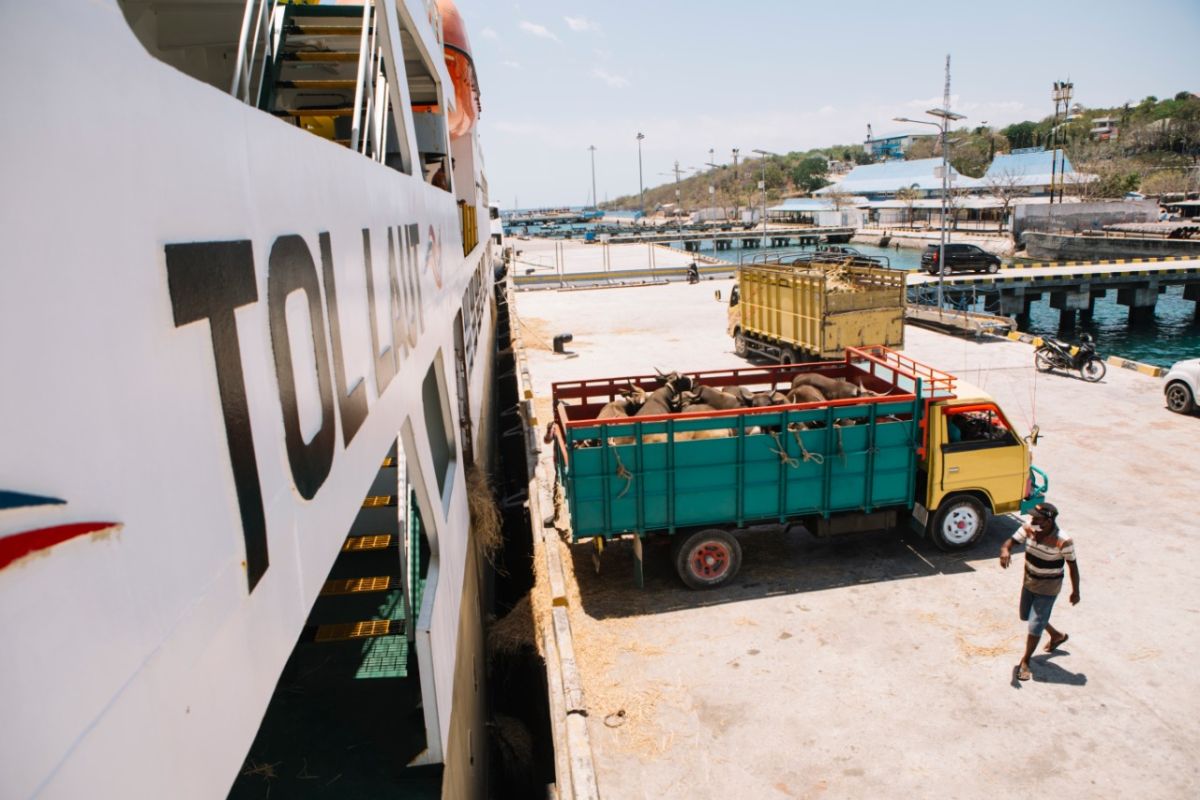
[1024,231,1200,261]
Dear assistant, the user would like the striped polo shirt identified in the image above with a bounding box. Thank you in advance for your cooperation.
[1012,526,1075,595]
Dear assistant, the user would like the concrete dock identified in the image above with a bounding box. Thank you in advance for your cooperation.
[515,277,1199,799]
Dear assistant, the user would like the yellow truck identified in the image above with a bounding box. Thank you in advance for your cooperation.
[727,259,906,363]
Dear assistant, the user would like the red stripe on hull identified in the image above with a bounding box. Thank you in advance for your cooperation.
[0,522,119,571]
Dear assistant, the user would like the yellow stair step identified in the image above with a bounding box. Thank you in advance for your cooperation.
[314,619,399,643]
[320,576,397,596]
[362,495,396,508]
[342,534,393,552]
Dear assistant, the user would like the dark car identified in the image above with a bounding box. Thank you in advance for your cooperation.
[920,243,1002,275]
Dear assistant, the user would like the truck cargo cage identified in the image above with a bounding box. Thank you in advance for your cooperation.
[550,347,954,545]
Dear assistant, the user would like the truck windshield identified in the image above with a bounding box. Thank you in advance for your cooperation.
[944,406,1016,448]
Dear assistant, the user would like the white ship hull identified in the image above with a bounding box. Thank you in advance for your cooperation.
[0,2,495,796]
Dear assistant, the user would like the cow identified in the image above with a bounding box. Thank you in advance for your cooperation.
[789,372,865,400]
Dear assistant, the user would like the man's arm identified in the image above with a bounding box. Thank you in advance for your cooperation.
[1067,560,1080,605]
[1000,525,1029,568]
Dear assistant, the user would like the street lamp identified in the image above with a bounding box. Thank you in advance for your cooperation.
[895,107,964,316]
[732,148,740,220]
[1050,81,1074,203]
[636,132,646,218]
[588,145,598,210]
[752,149,780,244]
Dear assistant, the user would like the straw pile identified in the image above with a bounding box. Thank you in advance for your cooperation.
[488,593,537,655]
[489,714,534,779]
[467,463,502,565]
[823,259,866,294]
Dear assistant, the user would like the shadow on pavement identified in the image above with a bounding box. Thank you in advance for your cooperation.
[569,513,1022,620]
[1033,651,1087,686]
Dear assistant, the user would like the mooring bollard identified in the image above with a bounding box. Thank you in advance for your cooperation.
[553,333,573,354]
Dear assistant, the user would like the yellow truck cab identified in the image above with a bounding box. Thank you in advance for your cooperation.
[916,380,1041,549]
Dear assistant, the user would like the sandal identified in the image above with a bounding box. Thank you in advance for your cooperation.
[1016,664,1032,681]
[1044,633,1069,652]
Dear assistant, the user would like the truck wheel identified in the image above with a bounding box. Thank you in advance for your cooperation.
[780,347,797,365]
[929,495,989,551]
[674,529,742,589]
[734,330,749,358]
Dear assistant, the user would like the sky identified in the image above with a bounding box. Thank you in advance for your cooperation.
[454,0,1200,208]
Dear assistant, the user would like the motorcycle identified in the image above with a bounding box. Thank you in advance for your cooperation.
[1035,332,1106,382]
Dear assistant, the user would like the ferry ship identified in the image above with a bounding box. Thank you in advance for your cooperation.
[0,1,502,796]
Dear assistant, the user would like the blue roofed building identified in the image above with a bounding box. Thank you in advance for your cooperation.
[863,131,936,160]
[982,147,1093,195]
[815,157,983,201]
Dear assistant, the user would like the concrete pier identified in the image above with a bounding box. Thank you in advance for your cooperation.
[1117,281,1159,323]
[514,276,1200,800]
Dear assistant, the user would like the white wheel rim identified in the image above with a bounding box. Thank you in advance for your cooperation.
[942,505,980,545]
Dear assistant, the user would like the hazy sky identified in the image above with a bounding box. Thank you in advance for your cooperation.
[455,0,1200,208]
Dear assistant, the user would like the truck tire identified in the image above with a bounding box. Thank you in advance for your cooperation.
[929,495,989,551]
[734,329,749,358]
[674,528,742,589]
[780,346,797,365]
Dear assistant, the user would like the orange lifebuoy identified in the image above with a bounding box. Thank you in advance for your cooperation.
[437,0,479,138]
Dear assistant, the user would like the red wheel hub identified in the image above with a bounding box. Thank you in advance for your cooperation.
[689,541,730,580]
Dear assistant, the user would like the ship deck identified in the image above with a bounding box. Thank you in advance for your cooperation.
[515,277,1200,798]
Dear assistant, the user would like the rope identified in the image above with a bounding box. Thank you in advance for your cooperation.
[609,442,634,499]
[790,428,825,464]
[768,431,799,468]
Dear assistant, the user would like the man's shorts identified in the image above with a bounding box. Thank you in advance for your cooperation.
[1019,587,1058,636]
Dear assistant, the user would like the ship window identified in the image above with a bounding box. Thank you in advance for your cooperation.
[397,17,452,191]
[117,0,246,94]
[117,1,416,175]
[422,353,458,505]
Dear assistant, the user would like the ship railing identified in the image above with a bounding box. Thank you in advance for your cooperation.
[230,0,279,104]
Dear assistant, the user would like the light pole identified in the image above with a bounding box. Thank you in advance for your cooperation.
[752,149,779,244]
[705,154,721,221]
[895,109,965,315]
[636,132,645,218]
[1050,81,1074,203]
[588,144,597,210]
[732,148,740,220]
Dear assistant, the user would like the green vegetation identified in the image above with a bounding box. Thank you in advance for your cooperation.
[607,93,1199,211]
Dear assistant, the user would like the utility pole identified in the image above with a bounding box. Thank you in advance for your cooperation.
[1050,81,1074,203]
[732,148,740,221]
[896,55,964,317]
[588,144,597,210]
[705,155,721,221]
[752,149,779,243]
[636,132,646,218]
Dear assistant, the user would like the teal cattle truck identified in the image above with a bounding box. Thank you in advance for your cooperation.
[549,346,1047,588]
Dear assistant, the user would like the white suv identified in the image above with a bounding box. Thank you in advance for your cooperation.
[1163,358,1200,415]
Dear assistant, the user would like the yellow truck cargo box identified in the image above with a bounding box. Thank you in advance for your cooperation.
[731,261,905,360]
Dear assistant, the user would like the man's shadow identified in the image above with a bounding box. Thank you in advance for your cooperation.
[1010,650,1087,688]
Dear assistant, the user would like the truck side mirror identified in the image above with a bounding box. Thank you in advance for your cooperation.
[715,290,722,302]
[1025,424,1041,446]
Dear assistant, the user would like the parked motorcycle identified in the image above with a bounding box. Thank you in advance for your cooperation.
[1035,333,1106,382]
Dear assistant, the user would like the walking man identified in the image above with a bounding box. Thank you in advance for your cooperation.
[999,502,1080,681]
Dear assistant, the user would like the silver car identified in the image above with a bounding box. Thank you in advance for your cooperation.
[1164,358,1200,415]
